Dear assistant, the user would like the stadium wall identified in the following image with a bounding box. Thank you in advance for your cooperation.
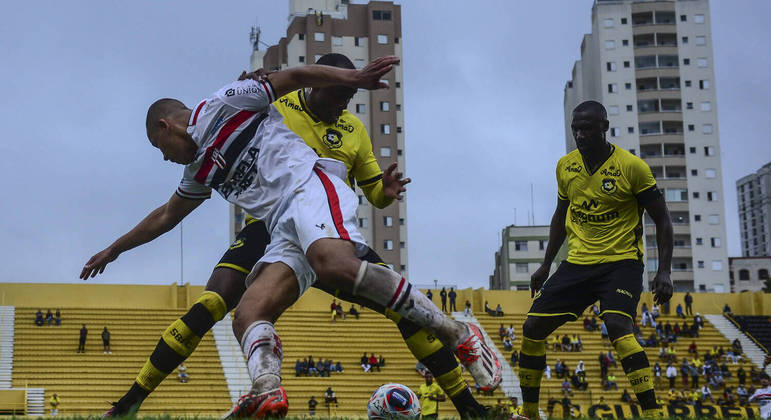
[0,283,767,315]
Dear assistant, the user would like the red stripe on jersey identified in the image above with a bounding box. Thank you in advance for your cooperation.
[388,277,406,308]
[194,110,256,184]
[260,80,274,103]
[191,100,206,126]
[313,168,350,241]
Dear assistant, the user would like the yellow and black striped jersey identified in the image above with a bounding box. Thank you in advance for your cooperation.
[556,145,659,265]
[273,89,390,208]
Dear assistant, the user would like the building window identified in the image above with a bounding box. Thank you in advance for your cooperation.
[377,34,388,44]
[357,194,364,205]
[604,18,614,28]
[396,126,402,133]
[608,106,619,115]
[627,127,635,134]
[539,240,546,250]
[704,146,715,156]
[697,58,708,68]
[396,104,401,111]
[384,240,393,250]
[514,241,528,251]
[712,260,723,271]
[682,36,689,44]
[711,237,721,248]
[314,32,325,42]
[395,82,401,88]
[685,80,692,87]
[627,105,633,112]
[372,10,392,20]
[683,58,690,66]
[356,104,366,114]
[739,269,750,280]
[686,102,693,110]
[695,14,705,24]
[699,79,710,89]
[696,237,703,245]
[299,56,305,63]
[688,124,695,132]
[608,83,618,93]
[621,17,628,24]
[359,218,368,228]
[623,60,630,68]
[694,214,701,222]
[394,37,399,44]
[691,169,698,176]
[332,36,343,46]
[680,15,687,22]
[400,241,405,249]
[515,263,529,273]
[696,36,707,45]
[604,40,615,50]
[705,169,716,178]
[380,124,391,134]
[693,192,700,199]
[625,83,632,90]
[707,191,719,202]
[622,39,629,46]
[689,147,696,154]
[380,101,390,111]
[610,127,621,137]
[383,216,393,227]
[700,101,712,111]
[354,37,363,47]
[760,269,769,280]
[399,218,405,226]
[380,147,391,157]
[697,260,705,269]
[606,62,617,72]
[397,149,403,156]
[702,124,713,134]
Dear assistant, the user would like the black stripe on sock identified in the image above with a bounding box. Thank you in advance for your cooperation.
[636,389,657,410]
[521,386,540,403]
[180,303,216,337]
[392,283,412,312]
[620,351,648,374]
[421,347,458,378]
[149,338,185,374]
[518,353,546,370]
[396,317,422,339]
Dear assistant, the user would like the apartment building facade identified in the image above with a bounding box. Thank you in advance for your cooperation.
[229,0,408,276]
[489,225,567,290]
[564,0,728,292]
[736,162,771,257]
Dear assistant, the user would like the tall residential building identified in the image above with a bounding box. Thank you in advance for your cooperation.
[489,225,567,290]
[564,0,728,292]
[231,0,407,276]
[736,162,771,256]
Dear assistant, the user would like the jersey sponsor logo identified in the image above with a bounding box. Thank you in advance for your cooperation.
[601,178,617,194]
[225,85,263,97]
[565,161,582,173]
[616,288,633,299]
[333,120,355,134]
[228,239,245,250]
[208,115,226,138]
[629,374,649,385]
[278,96,303,112]
[570,208,620,225]
[601,166,622,177]
[322,128,344,149]
[581,199,600,210]
[212,148,227,170]
[219,146,259,198]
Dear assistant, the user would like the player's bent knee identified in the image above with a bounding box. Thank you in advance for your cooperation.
[603,313,633,339]
[522,317,546,340]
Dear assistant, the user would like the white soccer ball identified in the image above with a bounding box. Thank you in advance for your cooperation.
[367,383,421,420]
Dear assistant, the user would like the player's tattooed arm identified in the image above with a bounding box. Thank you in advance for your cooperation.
[265,56,399,99]
[531,198,569,297]
[644,194,673,305]
[79,193,204,279]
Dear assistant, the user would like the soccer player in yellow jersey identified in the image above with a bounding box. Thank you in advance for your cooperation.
[518,101,673,419]
[418,373,445,420]
[104,54,486,418]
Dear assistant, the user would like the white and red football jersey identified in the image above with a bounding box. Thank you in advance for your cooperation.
[750,386,771,419]
[176,79,346,230]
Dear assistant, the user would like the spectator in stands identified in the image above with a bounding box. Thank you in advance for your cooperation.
[510,350,519,367]
[330,299,338,323]
[645,332,658,347]
[360,353,371,373]
[561,378,573,397]
[369,353,379,372]
[641,302,649,316]
[680,359,691,387]
[54,309,61,326]
[583,316,592,331]
[591,304,600,316]
[49,393,60,416]
[503,336,513,351]
[416,361,427,377]
[544,363,551,379]
[35,309,44,326]
[440,287,447,312]
[308,356,318,376]
[555,359,567,379]
[676,303,685,319]
[599,352,609,378]
[606,372,618,390]
[600,321,609,343]
[621,389,632,403]
[689,364,700,389]
[177,363,189,383]
[495,304,504,317]
[738,366,747,386]
[667,363,677,388]
[653,363,662,388]
[102,326,111,354]
[723,304,732,317]
[77,324,87,353]
[709,371,726,389]
[694,313,704,330]
[448,288,457,312]
[45,309,53,325]
[308,396,318,416]
[324,386,338,407]
[690,321,700,338]
[499,323,506,340]
[463,300,472,317]
[348,304,360,320]
[663,300,670,315]
[295,359,303,376]
[550,335,560,351]
[316,359,327,377]
[684,292,694,316]
[736,384,749,406]
[674,322,681,337]
[561,334,571,352]
[484,301,494,316]
[589,316,598,332]
[720,362,731,378]
[574,361,586,377]
[732,338,743,355]
[701,384,715,403]
[507,324,515,341]
[426,289,433,302]
[651,304,660,320]
[721,386,737,406]
[335,361,343,373]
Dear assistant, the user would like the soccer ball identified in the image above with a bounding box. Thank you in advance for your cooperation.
[367,383,421,420]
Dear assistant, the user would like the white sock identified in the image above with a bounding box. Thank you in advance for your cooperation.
[353,262,466,345]
[240,321,282,394]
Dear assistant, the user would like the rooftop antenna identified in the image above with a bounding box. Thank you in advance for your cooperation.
[530,182,535,225]
[250,25,261,51]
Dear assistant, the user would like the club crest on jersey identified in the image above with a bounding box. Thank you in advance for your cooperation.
[212,148,227,170]
[322,128,343,149]
[601,178,617,194]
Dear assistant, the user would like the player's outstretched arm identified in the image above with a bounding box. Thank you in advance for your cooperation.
[266,56,399,99]
[645,195,673,305]
[530,198,569,297]
[79,193,204,279]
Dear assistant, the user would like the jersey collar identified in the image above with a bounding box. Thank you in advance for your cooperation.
[582,144,615,176]
[298,89,321,123]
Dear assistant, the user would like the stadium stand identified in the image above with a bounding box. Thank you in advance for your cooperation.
[12,307,230,416]
[731,315,771,354]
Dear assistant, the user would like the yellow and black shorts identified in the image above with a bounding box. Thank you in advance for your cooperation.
[216,219,387,275]
[528,259,643,321]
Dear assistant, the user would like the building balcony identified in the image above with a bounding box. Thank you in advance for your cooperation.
[638,134,684,146]
[646,223,691,237]
[638,112,682,123]
[635,90,681,101]
[641,155,686,168]
[635,67,679,79]
[632,23,677,36]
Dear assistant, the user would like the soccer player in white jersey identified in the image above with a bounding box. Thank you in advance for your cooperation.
[81,57,502,418]
[750,377,771,419]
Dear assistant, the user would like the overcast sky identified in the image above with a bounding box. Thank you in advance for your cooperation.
[1,1,769,290]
